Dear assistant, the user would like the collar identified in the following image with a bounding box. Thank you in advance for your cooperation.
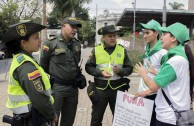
[166,44,188,61]
[142,40,162,58]
[19,50,37,62]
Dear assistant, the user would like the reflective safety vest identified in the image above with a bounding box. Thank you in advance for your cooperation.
[95,44,125,90]
[6,53,54,114]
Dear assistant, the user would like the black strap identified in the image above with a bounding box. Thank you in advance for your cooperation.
[161,89,177,112]
[66,44,82,74]
[161,89,172,106]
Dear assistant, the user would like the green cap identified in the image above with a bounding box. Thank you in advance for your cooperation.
[97,25,120,35]
[140,19,162,35]
[159,22,190,45]
[62,17,82,28]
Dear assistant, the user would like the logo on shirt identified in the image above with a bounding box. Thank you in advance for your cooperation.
[117,53,121,58]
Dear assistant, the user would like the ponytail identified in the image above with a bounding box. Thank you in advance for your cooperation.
[185,43,194,109]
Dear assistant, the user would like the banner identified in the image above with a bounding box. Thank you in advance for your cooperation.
[113,91,154,126]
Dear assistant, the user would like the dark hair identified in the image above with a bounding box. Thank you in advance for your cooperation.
[6,35,30,54]
[184,43,194,109]
[151,29,160,40]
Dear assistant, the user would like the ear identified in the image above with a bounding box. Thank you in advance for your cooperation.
[20,40,26,49]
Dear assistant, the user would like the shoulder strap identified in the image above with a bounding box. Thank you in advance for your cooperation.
[66,45,82,74]
[161,89,172,106]
[161,89,178,112]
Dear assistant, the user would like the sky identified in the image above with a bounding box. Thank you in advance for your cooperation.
[83,0,188,17]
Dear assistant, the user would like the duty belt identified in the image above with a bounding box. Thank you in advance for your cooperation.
[53,76,74,85]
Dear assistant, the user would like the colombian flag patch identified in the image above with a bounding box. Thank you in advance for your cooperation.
[43,45,49,51]
[28,70,41,80]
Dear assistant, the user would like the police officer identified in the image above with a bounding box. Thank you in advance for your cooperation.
[85,25,133,126]
[2,21,57,126]
[39,17,82,126]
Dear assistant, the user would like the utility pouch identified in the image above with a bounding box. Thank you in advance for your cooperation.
[73,73,87,89]
[87,80,98,104]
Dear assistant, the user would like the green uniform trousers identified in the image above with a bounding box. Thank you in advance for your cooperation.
[53,83,78,126]
[90,87,125,126]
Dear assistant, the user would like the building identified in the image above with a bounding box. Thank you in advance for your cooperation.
[96,10,121,44]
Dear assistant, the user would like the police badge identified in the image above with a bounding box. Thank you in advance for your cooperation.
[16,24,27,36]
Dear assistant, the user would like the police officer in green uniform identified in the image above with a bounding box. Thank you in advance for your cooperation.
[2,21,57,126]
[85,25,133,126]
[39,17,82,126]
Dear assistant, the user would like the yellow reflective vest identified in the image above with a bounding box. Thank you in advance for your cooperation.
[95,44,126,90]
[6,53,54,114]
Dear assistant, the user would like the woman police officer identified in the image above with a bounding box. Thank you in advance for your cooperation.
[2,21,57,126]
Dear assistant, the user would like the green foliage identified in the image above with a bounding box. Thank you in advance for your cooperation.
[78,19,96,46]
[127,50,143,67]
[169,2,184,10]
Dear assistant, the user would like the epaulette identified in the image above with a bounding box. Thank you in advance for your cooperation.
[118,44,124,48]
[48,36,57,41]
[16,54,25,64]
[73,37,80,42]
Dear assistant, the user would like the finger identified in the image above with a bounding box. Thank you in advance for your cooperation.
[139,62,143,67]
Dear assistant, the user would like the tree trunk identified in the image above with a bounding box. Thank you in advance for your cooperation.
[41,0,47,42]
[71,9,76,17]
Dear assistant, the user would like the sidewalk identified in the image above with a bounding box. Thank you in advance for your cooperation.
[0,73,140,126]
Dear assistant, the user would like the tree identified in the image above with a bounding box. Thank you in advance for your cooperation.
[169,2,184,10]
[48,0,92,19]
[0,0,43,40]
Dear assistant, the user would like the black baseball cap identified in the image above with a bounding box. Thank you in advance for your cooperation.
[62,17,82,28]
[98,25,120,35]
[2,21,46,45]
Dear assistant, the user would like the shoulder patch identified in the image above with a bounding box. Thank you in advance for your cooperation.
[16,54,25,63]
[33,78,43,92]
[28,70,41,80]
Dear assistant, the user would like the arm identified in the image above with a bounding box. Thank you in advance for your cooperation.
[39,41,52,73]
[135,62,160,92]
[113,49,133,76]
[14,62,55,120]
[85,49,104,77]
[135,89,155,97]
[135,62,177,92]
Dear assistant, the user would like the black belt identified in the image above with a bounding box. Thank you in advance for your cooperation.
[53,76,74,85]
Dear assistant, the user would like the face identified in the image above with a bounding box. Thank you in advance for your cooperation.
[61,24,78,40]
[143,29,158,44]
[102,32,117,47]
[21,32,41,54]
[160,32,176,50]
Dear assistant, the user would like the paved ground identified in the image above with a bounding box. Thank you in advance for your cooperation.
[0,47,140,126]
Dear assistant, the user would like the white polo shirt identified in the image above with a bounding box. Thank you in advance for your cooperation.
[154,45,190,125]
[138,41,167,94]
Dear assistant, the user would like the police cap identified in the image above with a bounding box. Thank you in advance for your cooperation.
[62,17,82,28]
[2,21,46,45]
[97,25,120,35]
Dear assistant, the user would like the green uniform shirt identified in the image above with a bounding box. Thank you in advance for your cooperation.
[40,34,81,80]
[13,50,55,120]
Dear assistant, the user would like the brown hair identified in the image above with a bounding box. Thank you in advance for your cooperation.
[184,43,194,109]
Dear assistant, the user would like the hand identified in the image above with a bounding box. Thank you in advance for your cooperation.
[135,62,148,77]
[102,71,112,78]
[135,90,152,98]
[112,66,120,74]
[51,113,58,126]
[146,61,158,75]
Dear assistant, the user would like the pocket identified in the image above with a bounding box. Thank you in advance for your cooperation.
[53,51,67,64]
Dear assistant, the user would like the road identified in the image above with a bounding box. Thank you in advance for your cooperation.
[0,47,140,126]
